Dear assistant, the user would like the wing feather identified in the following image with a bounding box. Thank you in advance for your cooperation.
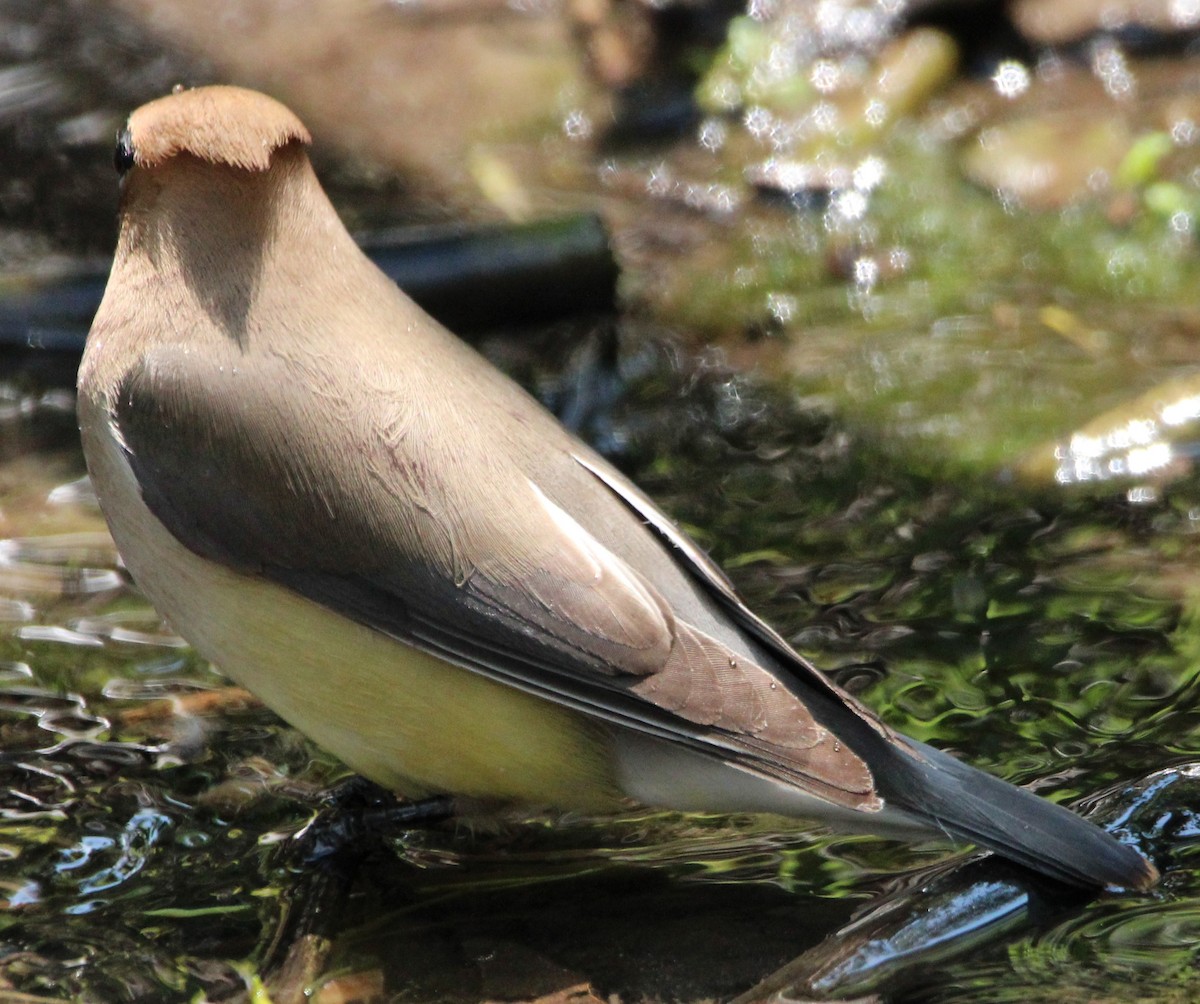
[113,346,880,810]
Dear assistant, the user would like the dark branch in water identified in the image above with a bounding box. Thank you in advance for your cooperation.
[0,213,619,355]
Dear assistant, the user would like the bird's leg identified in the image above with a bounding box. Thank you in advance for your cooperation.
[259,780,454,994]
[296,778,454,864]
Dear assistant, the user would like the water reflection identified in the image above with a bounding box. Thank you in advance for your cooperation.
[0,352,1194,998]
[1041,381,1200,487]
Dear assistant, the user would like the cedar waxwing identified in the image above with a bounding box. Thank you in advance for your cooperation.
[77,86,1156,890]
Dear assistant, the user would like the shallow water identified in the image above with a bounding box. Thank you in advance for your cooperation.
[2,346,1199,1001]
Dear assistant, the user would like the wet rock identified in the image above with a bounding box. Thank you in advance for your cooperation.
[108,0,604,213]
[569,0,657,90]
[961,58,1200,211]
[1012,0,1200,47]
[698,20,959,150]
[965,109,1133,210]
[1019,367,1200,488]
[773,296,1200,478]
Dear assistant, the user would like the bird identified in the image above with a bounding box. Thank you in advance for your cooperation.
[77,85,1156,891]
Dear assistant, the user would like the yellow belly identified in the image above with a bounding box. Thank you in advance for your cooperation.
[81,412,620,810]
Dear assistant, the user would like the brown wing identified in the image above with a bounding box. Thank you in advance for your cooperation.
[570,451,899,741]
[113,344,880,810]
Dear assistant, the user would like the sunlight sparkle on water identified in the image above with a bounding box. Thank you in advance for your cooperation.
[1170,0,1200,28]
[1160,394,1200,427]
[1091,40,1136,100]
[811,58,841,93]
[1054,415,1181,484]
[853,155,887,191]
[991,61,1030,100]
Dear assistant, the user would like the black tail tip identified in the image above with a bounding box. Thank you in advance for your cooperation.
[890,737,1161,891]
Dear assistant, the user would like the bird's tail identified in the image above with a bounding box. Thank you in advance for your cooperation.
[881,734,1157,889]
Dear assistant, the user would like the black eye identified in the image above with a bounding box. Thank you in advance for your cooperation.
[114,128,136,176]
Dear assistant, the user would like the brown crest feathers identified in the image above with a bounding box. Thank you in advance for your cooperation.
[126,85,312,172]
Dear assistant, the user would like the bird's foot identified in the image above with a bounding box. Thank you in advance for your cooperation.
[259,780,455,986]
[293,777,454,865]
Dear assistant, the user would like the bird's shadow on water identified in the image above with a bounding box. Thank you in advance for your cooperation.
[251,761,1188,1004]
[265,838,857,1003]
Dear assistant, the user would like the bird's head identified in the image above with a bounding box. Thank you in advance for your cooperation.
[113,85,317,252]
[117,84,311,179]
[107,86,331,345]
